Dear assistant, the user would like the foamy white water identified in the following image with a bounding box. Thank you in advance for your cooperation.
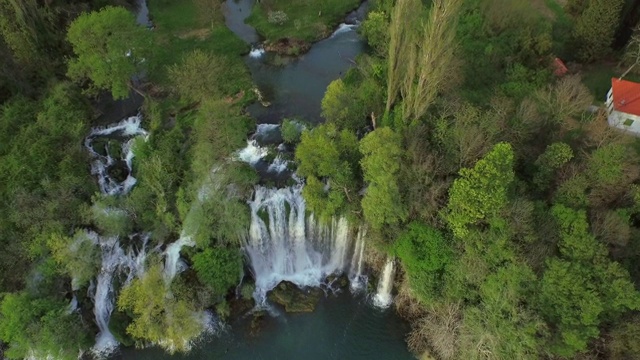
[372,258,395,308]
[245,185,362,300]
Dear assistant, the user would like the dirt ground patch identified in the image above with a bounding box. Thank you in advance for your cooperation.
[176,28,211,40]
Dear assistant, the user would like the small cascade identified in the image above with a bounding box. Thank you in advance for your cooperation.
[249,47,265,58]
[164,234,195,281]
[348,227,367,291]
[236,139,269,165]
[330,23,359,38]
[373,258,395,308]
[92,233,150,355]
[84,114,148,195]
[245,185,357,299]
[83,115,151,356]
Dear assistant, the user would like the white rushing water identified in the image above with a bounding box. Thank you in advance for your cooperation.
[236,139,269,165]
[245,185,368,299]
[330,23,359,38]
[348,227,367,291]
[85,114,148,195]
[372,258,395,308]
[82,115,153,356]
[92,233,150,355]
[249,47,265,58]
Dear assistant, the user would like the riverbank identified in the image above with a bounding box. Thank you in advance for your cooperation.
[246,0,362,55]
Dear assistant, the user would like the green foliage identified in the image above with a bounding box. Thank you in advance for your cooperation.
[47,231,100,288]
[241,282,256,300]
[192,247,242,296]
[360,10,389,56]
[281,118,304,144]
[394,223,452,302]
[117,264,203,354]
[607,315,640,360]
[246,0,361,42]
[572,0,624,62]
[360,127,406,229]
[322,79,368,130]
[445,143,515,238]
[67,6,153,99]
[459,264,542,360]
[92,199,134,237]
[0,292,91,360]
[295,123,361,219]
[534,142,574,190]
[538,205,640,357]
[169,49,249,102]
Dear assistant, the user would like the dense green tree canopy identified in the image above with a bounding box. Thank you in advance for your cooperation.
[67,6,152,99]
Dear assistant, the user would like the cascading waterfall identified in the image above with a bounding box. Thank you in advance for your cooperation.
[83,115,152,355]
[84,114,148,195]
[92,233,150,354]
[372,258,395,308]
[245,184,361,299]
[348,227,367,291]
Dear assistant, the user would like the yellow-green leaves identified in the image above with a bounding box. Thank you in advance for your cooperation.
[445,142,515,238]
[360,127,406,229]
[67,6,152,99]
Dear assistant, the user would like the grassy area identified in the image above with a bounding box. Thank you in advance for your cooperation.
[544,0,574,58]
[246,0,361,42]
[581,64,640,102]
[147,0,251,90]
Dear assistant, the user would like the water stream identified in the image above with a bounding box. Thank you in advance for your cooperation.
[109,0,410,358]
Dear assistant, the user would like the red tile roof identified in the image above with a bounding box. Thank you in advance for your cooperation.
[553,58,568,76]
[611,78,640,116]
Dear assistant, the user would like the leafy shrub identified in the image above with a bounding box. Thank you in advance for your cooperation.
[192,247,242,296]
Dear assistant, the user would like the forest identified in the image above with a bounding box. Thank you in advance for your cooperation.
[1,0,640,359]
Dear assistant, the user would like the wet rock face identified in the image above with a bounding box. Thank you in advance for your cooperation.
[107,160,129,183]
[267,281,323,313]
[264,38,311,56]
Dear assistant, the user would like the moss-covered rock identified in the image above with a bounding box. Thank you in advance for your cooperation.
[267,281,323,312]
[249,310,267,337]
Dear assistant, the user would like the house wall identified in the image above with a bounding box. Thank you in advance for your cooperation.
[606,87,640,135]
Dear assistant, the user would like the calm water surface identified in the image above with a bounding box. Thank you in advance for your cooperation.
[117,292,414,360]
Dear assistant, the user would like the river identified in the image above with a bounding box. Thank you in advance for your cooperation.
[111,1,414,359]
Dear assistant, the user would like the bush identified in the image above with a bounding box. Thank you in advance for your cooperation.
[281,119,304,144]
[192,247,242,296]
[267,11,288,25]
[395,223,452,302]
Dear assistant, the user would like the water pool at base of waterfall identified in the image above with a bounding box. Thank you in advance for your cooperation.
[115,291,414,360]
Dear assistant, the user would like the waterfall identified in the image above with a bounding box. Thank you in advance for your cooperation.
[84,114,148,195]
[164,234,195,281]
[92,233,150,355]
[372,258,395,308]
[245,185,359,299]
[83,115,151,355]
[348,227,367,291]
[249,47,265,58]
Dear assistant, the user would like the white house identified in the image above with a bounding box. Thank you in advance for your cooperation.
[606,77,640,134]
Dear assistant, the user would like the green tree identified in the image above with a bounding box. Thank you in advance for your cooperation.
[117,264,204,354]
[361,10,389,56]
[0,292,91,360]
[538,205,640,357]
[295,124,361,219]
[192,247,242,296]
[67,6,152,99]
[445,142,515,238]
[360,127,406,229]
[394,222,452,302]
[459,264,542,360]
[533,142,574,190]
[169,49,247,102]
[321,78,368,131]
[572,0,625,62]
[281,118,304,144]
